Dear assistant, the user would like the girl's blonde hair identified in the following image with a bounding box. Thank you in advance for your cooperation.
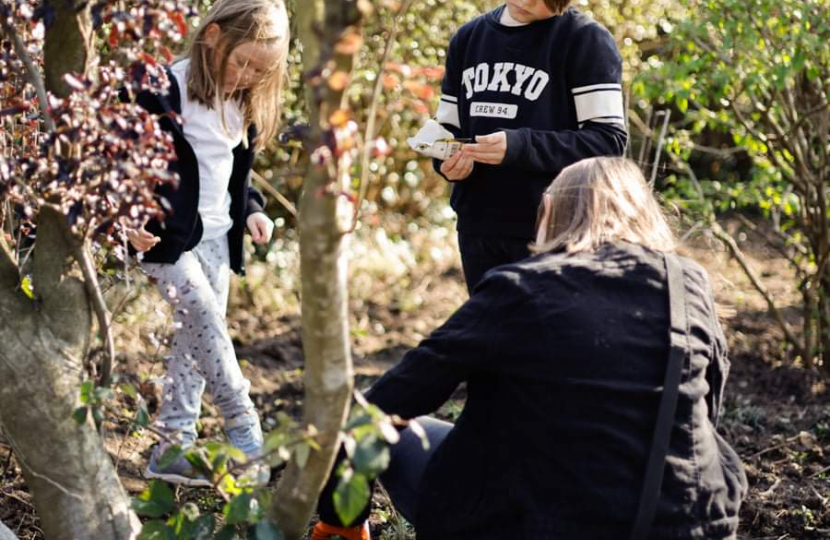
[185,0,289,152]
[532,157,676,254]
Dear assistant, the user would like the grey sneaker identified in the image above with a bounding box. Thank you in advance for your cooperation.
[145,444,211,488]
[225,410,264,456]
[225,411,270,486]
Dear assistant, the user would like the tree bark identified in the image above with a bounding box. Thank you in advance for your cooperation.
[43,0,94,96]
[270,1,364,538]
[0,208,139,540]
[0,5,138,539]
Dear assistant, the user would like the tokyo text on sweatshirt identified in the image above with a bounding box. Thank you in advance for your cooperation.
[435,5,628,238]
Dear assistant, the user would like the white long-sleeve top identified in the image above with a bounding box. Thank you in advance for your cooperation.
[171,60,244,241]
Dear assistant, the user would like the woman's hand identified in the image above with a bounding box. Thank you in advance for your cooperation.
[125,226,161,253]
[246,212,275,244]
[440,147,475,181]
[462,131,507,165]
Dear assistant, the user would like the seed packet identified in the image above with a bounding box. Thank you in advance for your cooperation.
[407,119,470,160]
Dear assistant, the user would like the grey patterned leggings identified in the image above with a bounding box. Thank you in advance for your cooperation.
[142,236,255,444]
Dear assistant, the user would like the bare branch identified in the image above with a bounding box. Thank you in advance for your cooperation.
[0,14,55,132]
[251,170,297,218]
[353,0,413,227]
[0,234,19,293]
[73,242,115,386]
[710,221,804,357]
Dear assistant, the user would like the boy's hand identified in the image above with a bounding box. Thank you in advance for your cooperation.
[125,226,161,253]
[440,148,474,181]
[462,131,507,165]
[246,212,274,244]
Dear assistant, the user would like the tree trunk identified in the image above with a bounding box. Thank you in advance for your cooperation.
[0,6,138,539]
[0,208,139,540]
[43,0,94,96]
[270,1,364,538]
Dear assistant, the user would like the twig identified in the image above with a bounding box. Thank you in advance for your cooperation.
[758,478,781,498]
[352,0,414,228]
[649,110,671,186]
[810,485,829,505]
[747,433,801,459]
[710,221,804,357]
[0,490,34,509]
[251,170,297,218]
[0,445,12,477]
[107,408,176,445]
[74,243,115,387]
[809,464,830,479]
[0,13,55,133]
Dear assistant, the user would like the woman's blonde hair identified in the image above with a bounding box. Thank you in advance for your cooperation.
[532,157,676,254]
[185,0,289,152]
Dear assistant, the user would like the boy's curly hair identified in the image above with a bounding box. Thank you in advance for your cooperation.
[544,0,572,13]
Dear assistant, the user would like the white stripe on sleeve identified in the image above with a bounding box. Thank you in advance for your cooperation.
[571,83,622,94]
[573,89,625,126]
[437,98,460,129]
[441,93,458,103]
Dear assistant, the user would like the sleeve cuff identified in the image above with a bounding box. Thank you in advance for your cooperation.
[246,189,265,217]
[502,128,527,166]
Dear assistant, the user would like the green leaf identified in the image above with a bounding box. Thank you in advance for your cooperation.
[132,480,176,518]
[180,502,200,521]
[91,406,105,427]
[20,275,34,299]
[224,493,255,525]
[79,381,94,405]
[343,413,373,431]
[136,401,150,428]
[334,470,371,527]
[190,514,215,540]
[212,525,240,540]
[73,407,88,425]
[120,383,138,399]
[158,445,185,470]
[254,521,284,540]
[137,520,176,540]
[352,435,390,477]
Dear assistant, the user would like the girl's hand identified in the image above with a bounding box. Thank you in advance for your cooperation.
[246,212,274,244]
[126,226,161,253]
[440,147,474,181]
[462,131,507,165]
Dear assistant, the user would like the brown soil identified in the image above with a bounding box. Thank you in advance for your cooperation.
[1,224,828,539]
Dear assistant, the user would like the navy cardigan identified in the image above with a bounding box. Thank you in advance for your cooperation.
[132,67,265,275]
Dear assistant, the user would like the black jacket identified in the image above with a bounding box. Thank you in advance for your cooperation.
[326,243,747,539]
[132,67,265,274]
[433,6,628,238]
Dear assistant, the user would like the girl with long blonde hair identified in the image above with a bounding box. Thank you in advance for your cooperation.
[126,0,290,486]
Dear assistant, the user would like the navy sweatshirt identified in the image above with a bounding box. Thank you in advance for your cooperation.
[434,6,628,238]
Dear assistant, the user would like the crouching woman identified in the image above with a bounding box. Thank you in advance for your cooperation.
[313,157,748,540]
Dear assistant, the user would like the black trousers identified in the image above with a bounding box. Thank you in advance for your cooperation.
[458,232,533,293]
[379,416,453,525]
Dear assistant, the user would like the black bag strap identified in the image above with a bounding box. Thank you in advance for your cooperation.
[629,253,688,540]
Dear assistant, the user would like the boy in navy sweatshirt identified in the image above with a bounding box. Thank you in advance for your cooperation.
[435,0,628,292]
